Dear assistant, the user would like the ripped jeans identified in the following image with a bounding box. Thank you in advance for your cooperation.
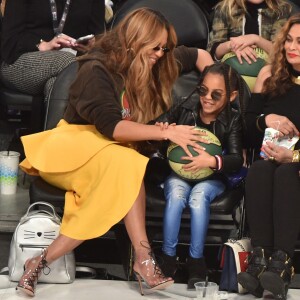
[162,173,225,258]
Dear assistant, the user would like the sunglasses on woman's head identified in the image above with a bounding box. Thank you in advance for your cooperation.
[196,85,225,102]
[152,46,170,53]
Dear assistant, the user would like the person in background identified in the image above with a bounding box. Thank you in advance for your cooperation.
[237,13,300,300]
[155,63,246,289]
[17,8,213,297]
[207,0,291,91]
[208,0,291,63]
[0,0,105,108]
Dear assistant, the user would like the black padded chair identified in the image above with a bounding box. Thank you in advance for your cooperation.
[110,0,248,245]
[29,66,250,278]
[111,0,209,50]
[29,61,79,212]
[143,76,250,244]
[0,12,44,133]
[29,65,249,242]
[0,87,44,133]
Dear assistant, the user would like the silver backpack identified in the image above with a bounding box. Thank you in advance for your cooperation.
[8,201,75,283]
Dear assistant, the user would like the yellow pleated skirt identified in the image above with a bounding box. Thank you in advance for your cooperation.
[20,120,149,240]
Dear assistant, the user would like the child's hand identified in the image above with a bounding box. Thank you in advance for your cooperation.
[181,148,216,172]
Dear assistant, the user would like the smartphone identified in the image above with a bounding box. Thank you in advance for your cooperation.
[76,34,95,44]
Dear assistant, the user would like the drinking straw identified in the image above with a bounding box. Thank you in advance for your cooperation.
[6,133,15,156]
[203,275,208,297]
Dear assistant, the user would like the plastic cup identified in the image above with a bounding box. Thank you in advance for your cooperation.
[0,151,20,195]
[194,281,219,300]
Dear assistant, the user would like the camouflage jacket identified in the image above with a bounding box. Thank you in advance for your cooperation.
[207,5,291,56]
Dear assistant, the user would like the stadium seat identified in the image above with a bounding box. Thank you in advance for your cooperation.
[111,0,209,49]
[0,12,44,133]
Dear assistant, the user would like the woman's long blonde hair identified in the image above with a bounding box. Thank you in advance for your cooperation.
[93,8,178,124]
[263,13,300,97]
[216,0,290,21]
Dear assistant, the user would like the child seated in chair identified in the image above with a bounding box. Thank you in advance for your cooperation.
[155,62,247,288]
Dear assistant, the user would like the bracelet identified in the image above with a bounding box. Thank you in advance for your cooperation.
[255,115,264,132]
[214,155,223,171]
[292,150,300,162]
[36,39,44,51]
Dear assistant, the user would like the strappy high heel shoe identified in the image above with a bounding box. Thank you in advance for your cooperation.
[16,248,50,297]
[133,241,174,295]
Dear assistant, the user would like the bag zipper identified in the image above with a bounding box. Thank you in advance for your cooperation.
[19,244,50,251]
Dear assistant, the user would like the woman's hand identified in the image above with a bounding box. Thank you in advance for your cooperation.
[262,141,293,163]
[164,125,209,157]
[155,122,176,130]
[38,34,76,51]
[229,34,258,51]
[72,37,96,53]
[181,148,216,172]
[233,46,257,64]
[265,114,299,138]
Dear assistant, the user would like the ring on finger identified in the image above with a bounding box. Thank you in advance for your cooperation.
[269,156,275,162]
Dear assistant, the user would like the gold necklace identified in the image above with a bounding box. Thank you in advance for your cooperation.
[291,75,300,85]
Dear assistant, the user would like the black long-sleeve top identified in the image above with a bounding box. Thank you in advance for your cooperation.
[1,0,105,64]
[245,84,300,149]
[154,95,244,174]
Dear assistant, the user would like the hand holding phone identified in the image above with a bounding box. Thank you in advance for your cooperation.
[76,34,95,44]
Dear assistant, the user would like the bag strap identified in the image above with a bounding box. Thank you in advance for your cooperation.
[75,266,97,279]
[0,266,8,274]
[226,238,251,252]
[234,240,248,252]
[24,201,60,221]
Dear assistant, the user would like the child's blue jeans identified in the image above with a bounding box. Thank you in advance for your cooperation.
[162,172,225,258]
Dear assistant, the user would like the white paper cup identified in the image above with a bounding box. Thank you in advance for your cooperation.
[0,151,20,195]
[194,282,219,300]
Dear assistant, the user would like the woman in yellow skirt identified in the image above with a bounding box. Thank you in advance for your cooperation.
[17,7,214,297]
